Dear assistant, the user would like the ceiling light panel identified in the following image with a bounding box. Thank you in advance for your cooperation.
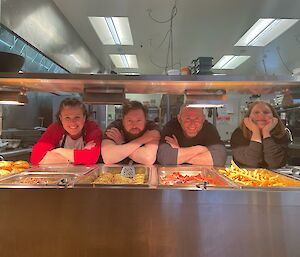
[112,17,133,45]
[212,55,250,69]
[88,16,133,45]
[186,103,224,108]
[235,18,299,46]
[212,55,234,69]
[125,55,138,68]
[110,54,139,68]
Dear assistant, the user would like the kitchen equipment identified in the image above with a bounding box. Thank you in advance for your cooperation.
[0,172,78,188]
[0,52,25,72]
[121,160,135,178]
[0,141,8,152]
[74,164,150,186]
[1,139,21,149]
[28,164,95,174]
[218,167,300,189]
[158,166,235,188]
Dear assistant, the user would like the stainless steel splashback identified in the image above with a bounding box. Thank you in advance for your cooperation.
[0,0,103,74]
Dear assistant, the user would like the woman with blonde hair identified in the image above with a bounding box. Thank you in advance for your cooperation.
[230,101,290,168]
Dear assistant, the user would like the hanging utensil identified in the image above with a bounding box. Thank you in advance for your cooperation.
[121,160,136,178]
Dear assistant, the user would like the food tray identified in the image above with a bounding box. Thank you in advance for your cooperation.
[27,164,96,174]
[218,166,300,189]
[74,164,151,187]
[158,166,235,188]
[0,172,78,187]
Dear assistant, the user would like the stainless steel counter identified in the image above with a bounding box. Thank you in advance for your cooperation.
[1,73,300,95]
[0,188,300,257]
[0,147,32,161]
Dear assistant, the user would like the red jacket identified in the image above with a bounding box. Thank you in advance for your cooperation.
[30,120,102,165]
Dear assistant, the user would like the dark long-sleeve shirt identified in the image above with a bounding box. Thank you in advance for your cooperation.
[157,119,226,166]
[230,127,289,169]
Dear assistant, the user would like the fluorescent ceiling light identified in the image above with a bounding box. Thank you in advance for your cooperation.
[88,16,133,45]
[119,72,140,75]
[235,18,299,46]
[110,54,138,68]
[186,103,224,108]
[212,55,250,69]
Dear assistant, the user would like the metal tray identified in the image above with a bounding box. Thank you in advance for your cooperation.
[74,164,151,187]
[217,167,300,190]
[275,166,300,178]
[27,164,96,174]
[0,172,78,188]
[158,166,235,188]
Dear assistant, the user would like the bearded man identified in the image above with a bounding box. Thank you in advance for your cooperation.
[101,100,160,165]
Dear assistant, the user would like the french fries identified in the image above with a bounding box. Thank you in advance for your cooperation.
[218,160,300,187]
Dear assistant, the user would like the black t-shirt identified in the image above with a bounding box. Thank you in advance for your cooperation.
[157,118,226,166]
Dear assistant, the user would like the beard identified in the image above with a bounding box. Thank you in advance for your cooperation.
[123,127,146,141]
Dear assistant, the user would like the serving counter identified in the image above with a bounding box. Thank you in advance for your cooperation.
[0,165,300,257]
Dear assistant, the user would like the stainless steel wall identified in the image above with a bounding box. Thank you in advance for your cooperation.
[1,0,103,74]
[2,92,54,129]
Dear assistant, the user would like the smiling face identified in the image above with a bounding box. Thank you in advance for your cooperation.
[178,107,205,138]
[59,106,86,138]
[249,103,274,129]
[122,109,146,139]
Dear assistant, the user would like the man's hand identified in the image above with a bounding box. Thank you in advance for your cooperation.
[84,140,96,150]
[139,130,160,144]
[105,128,125,145]
[165,135,179,149]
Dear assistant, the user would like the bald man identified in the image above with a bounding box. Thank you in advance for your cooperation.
[157,105,226,166]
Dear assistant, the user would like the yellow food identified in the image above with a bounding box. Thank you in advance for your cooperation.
[11,167,25,173]
[0,169,10,176]
[13,160,30,169]
[218,160,300,187]
[0,160,30,177]
[0,161,13,171]
[93,173,145,184]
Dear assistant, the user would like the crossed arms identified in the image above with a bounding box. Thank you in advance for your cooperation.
[157,135,226,166]
[101,128,160,165]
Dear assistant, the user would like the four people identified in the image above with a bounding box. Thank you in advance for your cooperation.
[31,98,102,165]
[230,101,290,169]
[30,98,290,169]
[157,105,226,166]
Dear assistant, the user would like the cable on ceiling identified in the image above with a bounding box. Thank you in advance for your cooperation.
[147,1,178,73]
[276,47,293,74]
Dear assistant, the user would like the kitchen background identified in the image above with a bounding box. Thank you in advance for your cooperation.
[1,0,300,163]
